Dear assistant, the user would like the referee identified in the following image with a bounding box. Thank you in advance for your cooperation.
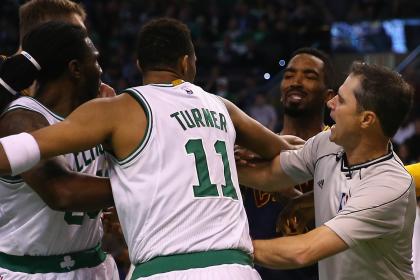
[240,61,415,280]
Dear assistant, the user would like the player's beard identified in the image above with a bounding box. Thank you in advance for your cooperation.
[283,104,310,118]
[283,96,326,118]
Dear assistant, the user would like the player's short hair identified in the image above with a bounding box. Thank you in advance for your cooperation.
[0,22,89,96]
[136,17,194,72]
[350,61,414,137]
[291,47,335,89]
[19,0,86,42]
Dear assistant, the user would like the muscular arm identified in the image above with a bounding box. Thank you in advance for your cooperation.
[222,98,300,191]
[0,108,113,211]
[238,154,297,192]
[32,93,145,162]
[222,98,297,159]
[253,225,348,269]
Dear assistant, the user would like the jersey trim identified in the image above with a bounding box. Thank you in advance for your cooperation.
[0,175,23,184]
[2,97,64,121]
[25,96,65,121]
[341,151,394,172]
[1,106,51,127]
[149,80,186,87]
[133,249,252,278]
[149,83,175,87]
[315,153,340,167]
[116,88,153,166]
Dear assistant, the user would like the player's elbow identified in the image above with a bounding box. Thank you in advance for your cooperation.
[293,251,315,267]
[287,244,317,268]
[42,183,75,211]
[44,191,73,211]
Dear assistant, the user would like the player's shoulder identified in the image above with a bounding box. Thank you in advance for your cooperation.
[5,95,36,109]
[0,106,49,137]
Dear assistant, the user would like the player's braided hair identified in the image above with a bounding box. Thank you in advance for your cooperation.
[0,21,89,110]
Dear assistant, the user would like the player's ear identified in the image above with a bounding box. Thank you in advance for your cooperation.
[180,55,189,76]
[68,59,82,79]
[325,89,335,102]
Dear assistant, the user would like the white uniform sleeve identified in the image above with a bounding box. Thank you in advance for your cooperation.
[325,174,414,247]
[280,131,326,184]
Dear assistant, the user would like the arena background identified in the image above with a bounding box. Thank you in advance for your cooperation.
[1,0,420,278]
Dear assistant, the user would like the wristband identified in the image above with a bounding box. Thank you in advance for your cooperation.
[0,132,41,175]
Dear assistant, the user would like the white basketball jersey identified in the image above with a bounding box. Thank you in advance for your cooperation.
[0,97,105,255]
[108,82,252,264]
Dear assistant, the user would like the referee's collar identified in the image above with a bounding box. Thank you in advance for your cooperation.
[341,143,394,172]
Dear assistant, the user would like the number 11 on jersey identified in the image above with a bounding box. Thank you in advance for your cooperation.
[186,139,238,199]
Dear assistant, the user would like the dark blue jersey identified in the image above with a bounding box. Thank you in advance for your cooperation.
[242,184,318,280]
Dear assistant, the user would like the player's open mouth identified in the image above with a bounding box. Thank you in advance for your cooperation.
[286,91,306,102]
[288,94,303,101]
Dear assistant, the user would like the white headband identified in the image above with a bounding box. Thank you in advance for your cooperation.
[0,78,18,96]
[21,51,41,71]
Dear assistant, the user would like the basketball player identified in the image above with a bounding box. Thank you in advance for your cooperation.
[0,18,303,279]
[240,62,415,280]
[243,47,334,280]
[0,22,118,279]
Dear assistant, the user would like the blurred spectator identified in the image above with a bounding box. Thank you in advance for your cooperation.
[248,93,278,131]
[214,76,234,100]
[393,121,415,145]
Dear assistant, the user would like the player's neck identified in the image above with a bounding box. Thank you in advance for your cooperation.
[143,70,185,85]
[36,80,78,117]
[281,114,325,140]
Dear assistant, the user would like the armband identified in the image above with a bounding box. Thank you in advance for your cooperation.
[0,132,41,175]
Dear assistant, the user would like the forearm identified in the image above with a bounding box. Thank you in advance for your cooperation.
[253,236,311,269]
[237,129,286,160]
[46,173,114,211]
[238,165,285,192]
[238,154,297,192]
[23,159,114,212]
[253,226,349,269]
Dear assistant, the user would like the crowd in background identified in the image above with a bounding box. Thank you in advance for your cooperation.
[1,0,420,275]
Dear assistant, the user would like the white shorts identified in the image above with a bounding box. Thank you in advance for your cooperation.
[0,254,119,280]
[135,264,261,280]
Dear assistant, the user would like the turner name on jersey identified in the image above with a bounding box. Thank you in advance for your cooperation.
[170,107,228,132]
